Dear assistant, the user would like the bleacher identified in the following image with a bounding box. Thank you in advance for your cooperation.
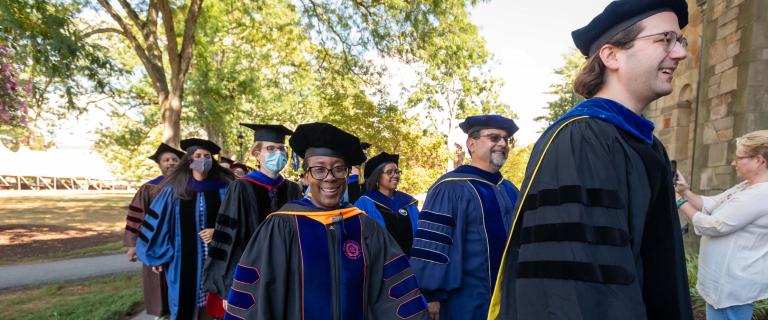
[0,144,133,191]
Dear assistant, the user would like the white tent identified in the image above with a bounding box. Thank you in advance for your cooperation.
[0,144,115,180]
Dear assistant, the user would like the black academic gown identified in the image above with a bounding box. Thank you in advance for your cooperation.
[202,171,302,298]
[347,174,365,204]
[490,100,692,320]
[224,199,429,320]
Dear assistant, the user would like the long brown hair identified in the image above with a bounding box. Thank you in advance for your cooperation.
[158,146,234,199]
[573,23,644,98]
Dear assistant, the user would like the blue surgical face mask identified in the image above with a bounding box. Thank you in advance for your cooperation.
[263,151,288,173]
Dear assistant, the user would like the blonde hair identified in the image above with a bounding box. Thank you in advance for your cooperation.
[250,141,263,156]
[249,141,263,168]
[736,130,768,166]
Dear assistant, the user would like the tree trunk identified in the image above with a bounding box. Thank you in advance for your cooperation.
[96,0,203,150]
[446,119,455,171]
[203,122,224,155]
[160,92,182,147]
[447,139,455,171]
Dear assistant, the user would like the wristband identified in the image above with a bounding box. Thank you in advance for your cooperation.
[676,197,688,208]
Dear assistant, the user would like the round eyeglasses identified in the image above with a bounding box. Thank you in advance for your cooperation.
[634,31,688,52]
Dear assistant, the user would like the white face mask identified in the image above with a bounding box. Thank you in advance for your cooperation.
[190,157,213,174]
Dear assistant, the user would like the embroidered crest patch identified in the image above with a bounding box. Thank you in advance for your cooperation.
[343,240,362,260]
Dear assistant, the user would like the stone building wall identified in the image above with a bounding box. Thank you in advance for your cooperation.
[645,0,768,195]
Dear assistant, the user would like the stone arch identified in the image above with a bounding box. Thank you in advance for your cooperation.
[670,83,694,178]
[678,84,693,108]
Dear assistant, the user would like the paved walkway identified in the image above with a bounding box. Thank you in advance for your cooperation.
[130,310,156,320]
[0,254,140,290]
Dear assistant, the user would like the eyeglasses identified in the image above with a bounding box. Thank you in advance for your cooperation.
[634,31,688,52]
[735,155,755,161]
[383,169,402,177]
[261,145,286,153]
[475,133,514,146]
[307,166,349,180]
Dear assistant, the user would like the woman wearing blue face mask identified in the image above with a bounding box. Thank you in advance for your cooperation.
[202,124,303,312]
[136,138,233,320]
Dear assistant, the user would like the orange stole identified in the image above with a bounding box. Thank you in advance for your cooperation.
[269,207,364,225]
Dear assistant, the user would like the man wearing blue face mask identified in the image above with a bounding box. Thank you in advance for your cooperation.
[202,123,303,311]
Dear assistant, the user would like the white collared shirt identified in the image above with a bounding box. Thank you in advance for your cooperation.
[693,181,768,308]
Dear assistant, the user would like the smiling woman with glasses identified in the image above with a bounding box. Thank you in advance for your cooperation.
[307,165,350,180]
[354,152,420,256]
[224,122,429,320]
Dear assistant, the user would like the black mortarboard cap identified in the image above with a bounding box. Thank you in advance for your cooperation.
[572,0,688,57]
[239,123,293,143]
[289,122,367,166]
[361,142,372,150]
[459,114,519,137]
[180,138,221,155]
[148,143,185,163]
[363,152,399,180]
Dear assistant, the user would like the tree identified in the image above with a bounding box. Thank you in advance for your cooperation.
[500,143,533,187]
[0,0,122,148]
[87,0,508,152]
[95,102,163,182]
[404,2,513,170]
[0,45,27,126]
[5,0,512,196]
[94,1,456,193]
[88,0,203,147]
[534,48,584,128]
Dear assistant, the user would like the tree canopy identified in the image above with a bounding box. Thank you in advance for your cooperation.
[2,0,526,195]
[534,48,584,128]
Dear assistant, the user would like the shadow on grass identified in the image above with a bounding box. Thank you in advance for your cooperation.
[0,224,123,265]
[0,193,133,231]
[0,192,133,265]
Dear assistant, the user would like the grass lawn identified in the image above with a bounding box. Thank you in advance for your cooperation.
[0,191,134,265]
[0,241,126,266]
[0,273,143,320]
[0,191,134,229]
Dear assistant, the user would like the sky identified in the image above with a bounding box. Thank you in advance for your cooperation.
[468,0,612,144]
[54,0,615,150]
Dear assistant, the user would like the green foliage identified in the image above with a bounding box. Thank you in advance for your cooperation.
[3,0,504,193]
[500,144,533,188]
[0,0,124,145]
[0,44,30,149]
[94,103,164,183]
[405,0,512,133]
[139,0,462,194]
[534,48,585,128]
[686,255,768,319]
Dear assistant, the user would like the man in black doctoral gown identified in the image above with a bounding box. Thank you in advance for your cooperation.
[224,122,428,320]
[489,1,693,319]
[203,124,303,302]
